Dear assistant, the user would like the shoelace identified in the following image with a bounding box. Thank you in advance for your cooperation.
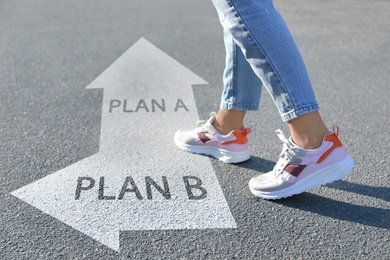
[196,112,216,130]
[274,129,300,176]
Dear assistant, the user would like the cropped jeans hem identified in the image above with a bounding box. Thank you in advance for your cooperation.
[221,101,259,111]
[281,103,320,122]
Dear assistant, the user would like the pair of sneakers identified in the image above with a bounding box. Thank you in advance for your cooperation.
[174,113,354,199]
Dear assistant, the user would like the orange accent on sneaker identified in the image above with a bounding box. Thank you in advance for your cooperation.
[220,128,251,145]
[317,133,343,163]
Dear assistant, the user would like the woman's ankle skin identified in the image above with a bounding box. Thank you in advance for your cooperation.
[288,111,329,150]
[212,109,329,149]
[213,109,246,135]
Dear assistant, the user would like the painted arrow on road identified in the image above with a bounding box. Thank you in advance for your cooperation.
[11,38,236,251]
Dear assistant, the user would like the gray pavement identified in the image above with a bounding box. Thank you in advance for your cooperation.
[1,0,389,259]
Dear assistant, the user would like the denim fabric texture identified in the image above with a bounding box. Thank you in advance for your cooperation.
[213,0,320,122]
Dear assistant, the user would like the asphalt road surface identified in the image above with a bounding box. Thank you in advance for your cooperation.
[1,0,389,259]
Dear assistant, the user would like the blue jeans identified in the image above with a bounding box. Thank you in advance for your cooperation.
[213,0,319,122]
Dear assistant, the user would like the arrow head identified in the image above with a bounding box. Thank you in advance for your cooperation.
[86,38,207,94]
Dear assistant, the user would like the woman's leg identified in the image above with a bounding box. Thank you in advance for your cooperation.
[214,29,262,135]
[211,0,327,148]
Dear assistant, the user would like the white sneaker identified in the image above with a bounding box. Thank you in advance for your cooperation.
[249,127,354,199]
[174,113,251,163]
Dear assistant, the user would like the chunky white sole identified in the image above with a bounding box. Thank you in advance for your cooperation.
[174,137,251,164]
[249,155,355,199]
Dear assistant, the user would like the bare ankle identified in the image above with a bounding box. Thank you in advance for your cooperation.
[213,109,246,135]
[288,111,328,150]
[291,134,325,150]
[212,118,240,135]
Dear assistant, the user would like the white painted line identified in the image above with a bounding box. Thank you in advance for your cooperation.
[11,38,237,251]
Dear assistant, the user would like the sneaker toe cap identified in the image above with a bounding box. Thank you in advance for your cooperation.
[174,130,199,145]
[249,172,292,192]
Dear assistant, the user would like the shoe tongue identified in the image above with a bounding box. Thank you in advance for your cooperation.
[288,136,304,149]
[204,117,216,135]
[208,115,216,124]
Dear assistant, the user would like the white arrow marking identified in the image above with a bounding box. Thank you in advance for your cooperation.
[11,38,236,251]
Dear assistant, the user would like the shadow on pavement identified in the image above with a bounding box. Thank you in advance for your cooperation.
[270,187,390,230]
[326,180,390,202]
